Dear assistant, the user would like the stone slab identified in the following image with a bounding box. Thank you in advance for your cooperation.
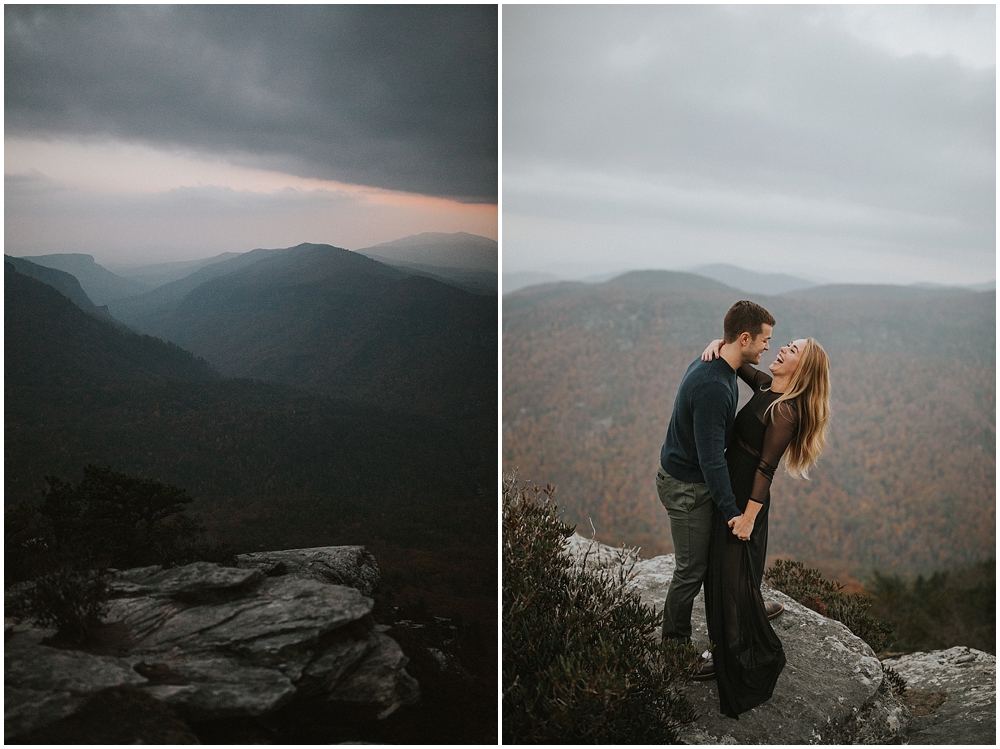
[883,646,995,745]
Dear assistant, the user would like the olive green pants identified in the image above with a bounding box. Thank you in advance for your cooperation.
[656,466,715,643]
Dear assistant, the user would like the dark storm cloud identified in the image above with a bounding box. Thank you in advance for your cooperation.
[5,4,497,202]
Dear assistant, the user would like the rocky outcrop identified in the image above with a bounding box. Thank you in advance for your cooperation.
[5,548,418,742]
[563,533,908,744]
[235,545,380,597]
[883,647,995,745]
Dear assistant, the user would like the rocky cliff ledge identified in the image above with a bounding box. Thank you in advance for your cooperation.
[883,647,996,745]
[5,546,418,743]
[563,534,993,745]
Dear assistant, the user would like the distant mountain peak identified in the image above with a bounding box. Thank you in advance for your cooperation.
[687,263,820,296]
[13,252,150,305]
[5,255,102,316]
[603,269,737,293]
[366,231,497,249]
[287,241,350,252]
[21,251,98,263]
[357,232,497,272]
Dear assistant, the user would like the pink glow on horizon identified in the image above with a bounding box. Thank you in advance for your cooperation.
[4,137,496,261]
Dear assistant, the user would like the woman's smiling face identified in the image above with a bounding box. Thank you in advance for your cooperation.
[769,339,808,378]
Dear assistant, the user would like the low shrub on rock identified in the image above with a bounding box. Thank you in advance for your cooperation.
[765,559,894,654]
[502,473,698,744]
[882,664,907,697]
[8,569,109,644]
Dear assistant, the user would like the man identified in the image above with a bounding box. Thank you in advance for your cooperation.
[656,300,781,676]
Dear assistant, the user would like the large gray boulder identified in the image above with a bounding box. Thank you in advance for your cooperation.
[882,646,995,745]
[5,628,150,738]
[5,550,417,742]
[563,533,908,744]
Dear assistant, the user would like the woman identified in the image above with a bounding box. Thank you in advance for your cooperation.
[700,337,831,718]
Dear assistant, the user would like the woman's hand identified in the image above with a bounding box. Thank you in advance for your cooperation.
[730,513,755,541]
[701,339,723,362]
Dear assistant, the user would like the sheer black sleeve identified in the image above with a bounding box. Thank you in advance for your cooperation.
[736,363,772,391]
[749,399,798,504]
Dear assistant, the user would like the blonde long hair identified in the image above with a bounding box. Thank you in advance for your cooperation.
[765,338,831,478]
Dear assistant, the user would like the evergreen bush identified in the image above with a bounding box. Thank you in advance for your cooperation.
[502,473,698,744]
[5,465,222,585]
[8,569,109,644]
[764,559,894,654]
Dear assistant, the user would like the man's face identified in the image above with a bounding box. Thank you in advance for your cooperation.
[744,323,772,364]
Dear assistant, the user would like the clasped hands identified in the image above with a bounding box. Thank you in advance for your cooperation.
[728,513,754,541]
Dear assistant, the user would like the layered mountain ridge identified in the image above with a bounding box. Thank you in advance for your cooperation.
[12,252,150,305]
[109,242,494,422]
[5,255,111,321]
[6,233,497,623]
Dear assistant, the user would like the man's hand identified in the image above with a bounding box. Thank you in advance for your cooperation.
[730,513,755,541]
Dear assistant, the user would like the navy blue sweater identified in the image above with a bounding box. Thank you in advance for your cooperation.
[660,356,740,521]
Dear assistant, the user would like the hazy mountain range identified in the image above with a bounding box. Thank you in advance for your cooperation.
[19,232,497,303]
[13,252,151,305]
[503,272,994,582]
[359,232,498,296]
[5,254,111,320]
[109,243,495,422]
[107,252,243,288]
[6,231,497,621]
[503,263,994,296]
[360,231,497,270]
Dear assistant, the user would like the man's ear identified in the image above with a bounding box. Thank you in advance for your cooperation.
[739,331,751,347]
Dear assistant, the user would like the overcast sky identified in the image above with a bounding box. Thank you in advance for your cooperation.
[503,4,994,286]
[5,5,497,265]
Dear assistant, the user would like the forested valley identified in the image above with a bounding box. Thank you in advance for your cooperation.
[502,272,994,590]
[6,246,497,632]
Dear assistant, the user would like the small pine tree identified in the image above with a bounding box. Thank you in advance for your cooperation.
[6,465,211,583]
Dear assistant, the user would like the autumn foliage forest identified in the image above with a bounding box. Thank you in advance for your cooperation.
[503,272,994,585]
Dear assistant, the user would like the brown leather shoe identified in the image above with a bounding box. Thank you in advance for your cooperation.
[692,654,715,681]
[765,601,784,619]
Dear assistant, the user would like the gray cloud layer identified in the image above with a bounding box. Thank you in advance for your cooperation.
[503,5,994,284]
[5,5,497,202]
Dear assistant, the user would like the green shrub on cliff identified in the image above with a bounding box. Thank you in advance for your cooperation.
[7,569,109,644]
[765,559,894,654]
[502,473,698,744]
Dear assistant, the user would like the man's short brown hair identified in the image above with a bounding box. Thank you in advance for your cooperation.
[723,300,775,343]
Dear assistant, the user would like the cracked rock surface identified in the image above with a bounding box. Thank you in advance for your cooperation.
[5,549,418,741]
[564,533,908,744]
[235,545,381,596]
[883,646,995,745]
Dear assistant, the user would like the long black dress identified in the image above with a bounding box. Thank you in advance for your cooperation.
[704,363,798,718]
